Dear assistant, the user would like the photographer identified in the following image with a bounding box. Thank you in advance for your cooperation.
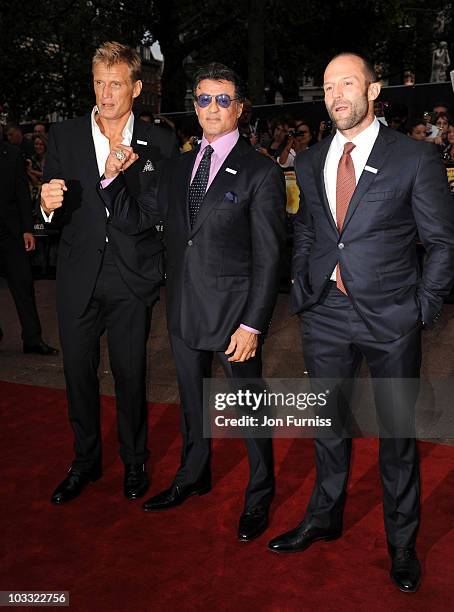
[266,117,291,158]
[424,112,453,151]
[317,119,334,141]
[277,122,313,168]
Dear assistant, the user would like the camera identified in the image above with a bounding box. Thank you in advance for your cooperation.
[322,120,333,133]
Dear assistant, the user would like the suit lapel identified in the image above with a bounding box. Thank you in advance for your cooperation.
[313,134,338,236]
[341,124,395,234]
[190,139,246,236]
[123,118,151,197]
[177,147,199,229]
[80,115,100,187]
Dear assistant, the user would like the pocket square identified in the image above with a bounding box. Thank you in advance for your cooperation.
[224,191,238,204]
[142,159,155,172]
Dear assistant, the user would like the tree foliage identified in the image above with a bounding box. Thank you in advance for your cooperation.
[0,0,452,119]
[0,0,153,119]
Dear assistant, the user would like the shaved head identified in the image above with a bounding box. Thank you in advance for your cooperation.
[328,52,377,84]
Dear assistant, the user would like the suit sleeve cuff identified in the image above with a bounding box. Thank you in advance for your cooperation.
[40,206,54,223]
[100,176,116,189]
[97,173,126,207]
[240,324,261,334]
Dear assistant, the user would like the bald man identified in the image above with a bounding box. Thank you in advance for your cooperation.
[268,52,454,593]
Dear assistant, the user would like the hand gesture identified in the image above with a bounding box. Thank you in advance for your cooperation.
[104,144,138,179]
[41,179,67,215]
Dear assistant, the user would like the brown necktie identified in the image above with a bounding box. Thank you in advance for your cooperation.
[335,142,356,294]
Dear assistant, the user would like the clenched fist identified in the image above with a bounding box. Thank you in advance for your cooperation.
[104,144,138,179]
[41,179,67,215]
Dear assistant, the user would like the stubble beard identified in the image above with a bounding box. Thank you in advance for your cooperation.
[328,96,369,132]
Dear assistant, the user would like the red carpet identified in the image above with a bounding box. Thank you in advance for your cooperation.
[0,380,453,611]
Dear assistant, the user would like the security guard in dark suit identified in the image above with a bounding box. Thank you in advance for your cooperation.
[0,139,57,355]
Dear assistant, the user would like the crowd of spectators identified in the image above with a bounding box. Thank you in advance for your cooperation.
[0,97,453,279]
[168,99,454,179]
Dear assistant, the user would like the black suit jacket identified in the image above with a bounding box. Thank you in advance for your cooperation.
[42,114,178,317]
[291,123,454,341]
[164,137,286,350]
[0,142,33,238]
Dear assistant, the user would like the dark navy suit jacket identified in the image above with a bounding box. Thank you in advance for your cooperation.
[291,123,454,341]
[103,137,287,351]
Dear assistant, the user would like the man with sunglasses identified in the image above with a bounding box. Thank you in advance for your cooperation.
[102,62,286,540]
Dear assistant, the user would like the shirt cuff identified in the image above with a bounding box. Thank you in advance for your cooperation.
[40,206,54,222]
[100,176,116,189]
[240,324,261,334]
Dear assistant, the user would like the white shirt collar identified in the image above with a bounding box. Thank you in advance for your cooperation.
[90,106,134,145]
[334,116,380,151]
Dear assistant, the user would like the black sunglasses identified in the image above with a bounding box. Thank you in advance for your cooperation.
[194,93,240,108]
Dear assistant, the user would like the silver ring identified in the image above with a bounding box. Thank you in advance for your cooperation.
[115,149,126,161]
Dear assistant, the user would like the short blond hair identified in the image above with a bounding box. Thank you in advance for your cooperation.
[92,41,142,82]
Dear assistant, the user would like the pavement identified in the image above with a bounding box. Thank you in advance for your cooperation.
[0,278,304,403]
[1,277,454,445]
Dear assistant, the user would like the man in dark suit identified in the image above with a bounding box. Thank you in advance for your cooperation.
[0,140,58,354]
[5,122,34,160]
[268,53,454,592]
[103,63,286,540]
[40,42,178,505]
[146,63,286,542]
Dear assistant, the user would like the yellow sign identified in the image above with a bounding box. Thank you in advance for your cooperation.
[284,170,300,214]
[446,166,454,194]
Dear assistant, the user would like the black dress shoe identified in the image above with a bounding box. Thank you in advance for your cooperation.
[268,523,342,553]
[389,545,421,593]
[238,507,269,542]
[142,480,211,511]
[23,340,59,355]
[51,468,102,504]
[124,464,149,500]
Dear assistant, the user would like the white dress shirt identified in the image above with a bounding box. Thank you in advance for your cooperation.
[324,117,380,280]
[277,148,297,168]
[91,106,134,177]
[41,107,134,224]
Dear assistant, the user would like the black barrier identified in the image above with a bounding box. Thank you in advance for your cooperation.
[161,82,453,126]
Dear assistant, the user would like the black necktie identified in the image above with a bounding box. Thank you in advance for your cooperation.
[189,145,214,227]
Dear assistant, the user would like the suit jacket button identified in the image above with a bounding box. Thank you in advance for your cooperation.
[97,249,103,254]
[338,242,345,249]
[187,240,193,246]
